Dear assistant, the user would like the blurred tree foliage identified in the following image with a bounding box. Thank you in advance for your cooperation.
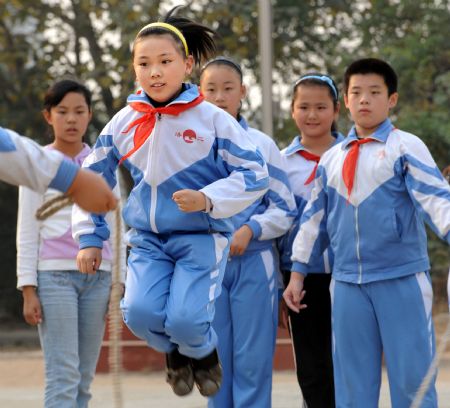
[0,0,448,320]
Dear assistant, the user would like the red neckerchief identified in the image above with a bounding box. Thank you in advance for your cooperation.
[119,94,204,164]
[298,150,321,185]
[342,138,376,200]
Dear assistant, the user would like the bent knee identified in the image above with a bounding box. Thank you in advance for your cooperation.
[121,298,166,336]
[165,311,209,346]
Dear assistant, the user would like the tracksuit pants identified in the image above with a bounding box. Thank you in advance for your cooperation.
[208,247,278,408]
[331,272,437,408]
[120,231,230,359]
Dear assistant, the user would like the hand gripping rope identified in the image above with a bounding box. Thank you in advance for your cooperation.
[36,194,124,408]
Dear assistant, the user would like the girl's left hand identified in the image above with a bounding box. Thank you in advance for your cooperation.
[172,189,206,212]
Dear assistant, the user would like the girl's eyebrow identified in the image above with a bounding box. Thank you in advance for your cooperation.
[136,52,175,60]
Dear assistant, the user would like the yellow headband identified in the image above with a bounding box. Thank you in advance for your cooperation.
[138,22,189,57]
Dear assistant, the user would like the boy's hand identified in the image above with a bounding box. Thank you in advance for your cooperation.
[67,169,117,213]
[172,189,206,212]
[22,286,42,325]
[77,247,103,274]
[283,272,307,313]
[229,225,253,256]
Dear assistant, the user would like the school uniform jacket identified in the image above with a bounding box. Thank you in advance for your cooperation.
[291,119,450,284]
[72,84,269,249]
[230,117,296,252]
[278,132,344,272]
[0,127,78,194]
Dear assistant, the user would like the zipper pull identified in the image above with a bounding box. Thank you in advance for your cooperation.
[157,113,162,121]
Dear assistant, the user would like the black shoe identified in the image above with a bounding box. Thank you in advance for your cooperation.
[165,349,194,396]
[191,349,222,397]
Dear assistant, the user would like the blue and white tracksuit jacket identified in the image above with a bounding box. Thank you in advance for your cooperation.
[209,117,296,408]
[292,118,450,408]
[72,84,269,359]
[0,127,78,193]
[278,132,344,275]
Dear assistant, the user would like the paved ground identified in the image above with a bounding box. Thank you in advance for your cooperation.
[1,348,450,407]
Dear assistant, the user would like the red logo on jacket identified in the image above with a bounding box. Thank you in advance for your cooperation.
[183,129,196,143]
[176,129,204,143]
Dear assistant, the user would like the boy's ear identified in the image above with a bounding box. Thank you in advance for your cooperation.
[388,92,398,109]
[42,110,52,125]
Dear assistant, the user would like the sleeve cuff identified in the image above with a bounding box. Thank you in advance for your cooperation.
[291,262,309,275]
[17,275,38,290]
[202,193,213,214]
[245,219,262,239]
[48,160,79,193]
[79,234,104,249]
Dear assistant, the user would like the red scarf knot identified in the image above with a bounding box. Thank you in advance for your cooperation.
[119,95,204,164]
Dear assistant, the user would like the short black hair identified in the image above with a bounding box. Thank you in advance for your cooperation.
[44,79,92,112]
[343,58,397,96]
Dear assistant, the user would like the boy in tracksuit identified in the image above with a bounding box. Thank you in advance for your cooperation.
[284,58,450,407]
[0,127,116,212]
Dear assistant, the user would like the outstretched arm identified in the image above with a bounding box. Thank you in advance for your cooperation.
[0,127,76,193]
[1,127,117,213]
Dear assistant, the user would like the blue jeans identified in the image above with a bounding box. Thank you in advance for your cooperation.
[37,270,111,408]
